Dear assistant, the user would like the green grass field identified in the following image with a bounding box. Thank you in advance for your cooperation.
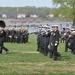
[0,34,75,75]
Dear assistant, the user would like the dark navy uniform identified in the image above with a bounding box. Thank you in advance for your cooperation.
[36,27,50,56]
[65,30,71,52]
[25,32,29,43]
[16,29,21,43]
[68,33,75,54]
[0,30,6,54]
[0,20,6,54]
[5,29,10,42]
[11,28,16,43]
[21,30,26,43]
[50,26,61,60]
[60,28,65,43]
[50,30,54,58]
[37,32,41,52]
[43,30,50,56]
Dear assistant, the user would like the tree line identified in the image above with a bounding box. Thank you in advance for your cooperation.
[52,0,75,27]
[0,5,72,22]
[0,6,52,19]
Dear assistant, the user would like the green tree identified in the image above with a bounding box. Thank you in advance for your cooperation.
[52,0,75,27]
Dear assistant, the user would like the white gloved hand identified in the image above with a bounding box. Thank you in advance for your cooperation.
[55,43,57,46]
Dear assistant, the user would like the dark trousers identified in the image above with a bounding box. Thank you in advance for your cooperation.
[17,36,21,43]
[65,41,68,52]
[53,46,61,60]
[44,43,49,56]
[0,45,9,54]
[0,42,3,54]
[68,42,75,54]
[50,45,61,60]
[21,35,26,43]
[37,42,40,51]
[65,38,69,52]
[2,46,9,52]
[0,46,2,54]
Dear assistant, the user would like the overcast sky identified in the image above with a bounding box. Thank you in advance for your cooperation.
[0,0,54,8]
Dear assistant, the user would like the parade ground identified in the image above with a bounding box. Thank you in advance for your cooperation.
[0,34,75,75]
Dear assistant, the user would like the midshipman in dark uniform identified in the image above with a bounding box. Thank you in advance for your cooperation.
[50,25,61,60]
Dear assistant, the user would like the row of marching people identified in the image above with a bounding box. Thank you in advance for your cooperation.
[36,25,61,61]
[61,27,75,54]
[0,22,29,54]
[37,25,75,60]
[5,26,29,44]
[60,27,75,54]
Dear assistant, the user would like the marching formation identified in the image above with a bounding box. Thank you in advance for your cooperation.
[0,20,29,54]
[36,25,75,61]
[0,20,75,61]
[61,27,75,54]
[4,27,29,44]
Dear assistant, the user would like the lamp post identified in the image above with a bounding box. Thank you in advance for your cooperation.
[16,7,19,19]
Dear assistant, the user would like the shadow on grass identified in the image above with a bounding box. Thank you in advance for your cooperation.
[61,55,71,61]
